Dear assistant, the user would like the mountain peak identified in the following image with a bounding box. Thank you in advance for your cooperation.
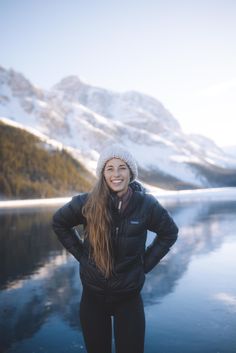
[1,65,236,190]
[52,76,180,132]
[53,75,85,90]
[0,66,43,98]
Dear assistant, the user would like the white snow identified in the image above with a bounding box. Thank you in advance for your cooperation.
[0,197,71,209]
[151,187,236,203]
[0,116,64,150]
[1,66,236,189]
[0,187,235,209]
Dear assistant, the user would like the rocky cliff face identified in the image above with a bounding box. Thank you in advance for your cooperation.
[0,65,235,189]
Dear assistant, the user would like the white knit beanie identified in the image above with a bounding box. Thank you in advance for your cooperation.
[96,145,138,182]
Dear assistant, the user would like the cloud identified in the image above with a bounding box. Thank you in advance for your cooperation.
[213,292,236,311]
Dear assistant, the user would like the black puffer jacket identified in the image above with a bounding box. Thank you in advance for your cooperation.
[52,187,178,299]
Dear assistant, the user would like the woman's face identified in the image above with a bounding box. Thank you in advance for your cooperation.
[103,158,131,197]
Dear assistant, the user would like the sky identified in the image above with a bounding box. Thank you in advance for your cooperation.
[0,0,236,147]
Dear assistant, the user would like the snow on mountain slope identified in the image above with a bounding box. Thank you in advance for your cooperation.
[0,66,236,189]
[53,76,180,133]
[53,75,236,168]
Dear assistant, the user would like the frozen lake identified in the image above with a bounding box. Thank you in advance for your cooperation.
[0,195,236,353]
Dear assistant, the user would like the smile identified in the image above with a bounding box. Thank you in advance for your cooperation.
[111,180,123,184]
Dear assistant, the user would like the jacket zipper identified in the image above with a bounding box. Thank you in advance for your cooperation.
[118,200,122,212]
[114,200,122,263]
[116,200,122,236]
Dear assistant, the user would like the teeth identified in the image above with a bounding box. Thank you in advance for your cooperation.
[112,180,122,184]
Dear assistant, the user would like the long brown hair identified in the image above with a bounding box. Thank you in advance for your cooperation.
[82,174,113,278]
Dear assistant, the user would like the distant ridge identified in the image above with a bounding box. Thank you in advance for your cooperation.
[0,65,236,190]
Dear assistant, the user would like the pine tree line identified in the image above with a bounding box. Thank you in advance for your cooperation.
[0,122,94,199]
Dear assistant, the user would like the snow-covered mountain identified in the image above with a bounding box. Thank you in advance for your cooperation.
[0,65,235,189]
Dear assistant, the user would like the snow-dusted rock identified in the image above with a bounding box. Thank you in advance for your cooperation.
[0,66,236,189]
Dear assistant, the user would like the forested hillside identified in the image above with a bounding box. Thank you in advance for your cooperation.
[0,121,94,199]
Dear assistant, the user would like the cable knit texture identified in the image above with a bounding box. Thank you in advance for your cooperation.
[96,145,138,181]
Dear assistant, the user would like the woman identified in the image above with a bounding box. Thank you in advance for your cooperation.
[52,145,178,353]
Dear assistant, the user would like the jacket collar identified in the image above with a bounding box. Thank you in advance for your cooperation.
[110,186,133,213]
[110,187,145,217]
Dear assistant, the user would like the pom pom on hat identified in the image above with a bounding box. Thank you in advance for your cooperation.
[96,145,138,182]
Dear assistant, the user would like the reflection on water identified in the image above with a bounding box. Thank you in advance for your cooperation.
[0,201,236,353]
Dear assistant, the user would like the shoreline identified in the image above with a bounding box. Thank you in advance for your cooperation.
[0,197,71,209]
[0,187,236,209]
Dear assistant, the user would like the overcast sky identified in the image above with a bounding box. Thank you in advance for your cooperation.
[1,0,236,147]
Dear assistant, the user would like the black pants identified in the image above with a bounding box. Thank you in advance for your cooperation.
[79,289,145,353]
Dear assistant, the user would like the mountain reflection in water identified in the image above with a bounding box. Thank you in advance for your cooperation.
[0,200,236,353]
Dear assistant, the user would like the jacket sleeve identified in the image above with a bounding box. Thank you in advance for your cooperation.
[52,195,86,262]
[144,198,178,273]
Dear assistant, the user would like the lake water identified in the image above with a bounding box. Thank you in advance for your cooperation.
[0,199,236,353]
